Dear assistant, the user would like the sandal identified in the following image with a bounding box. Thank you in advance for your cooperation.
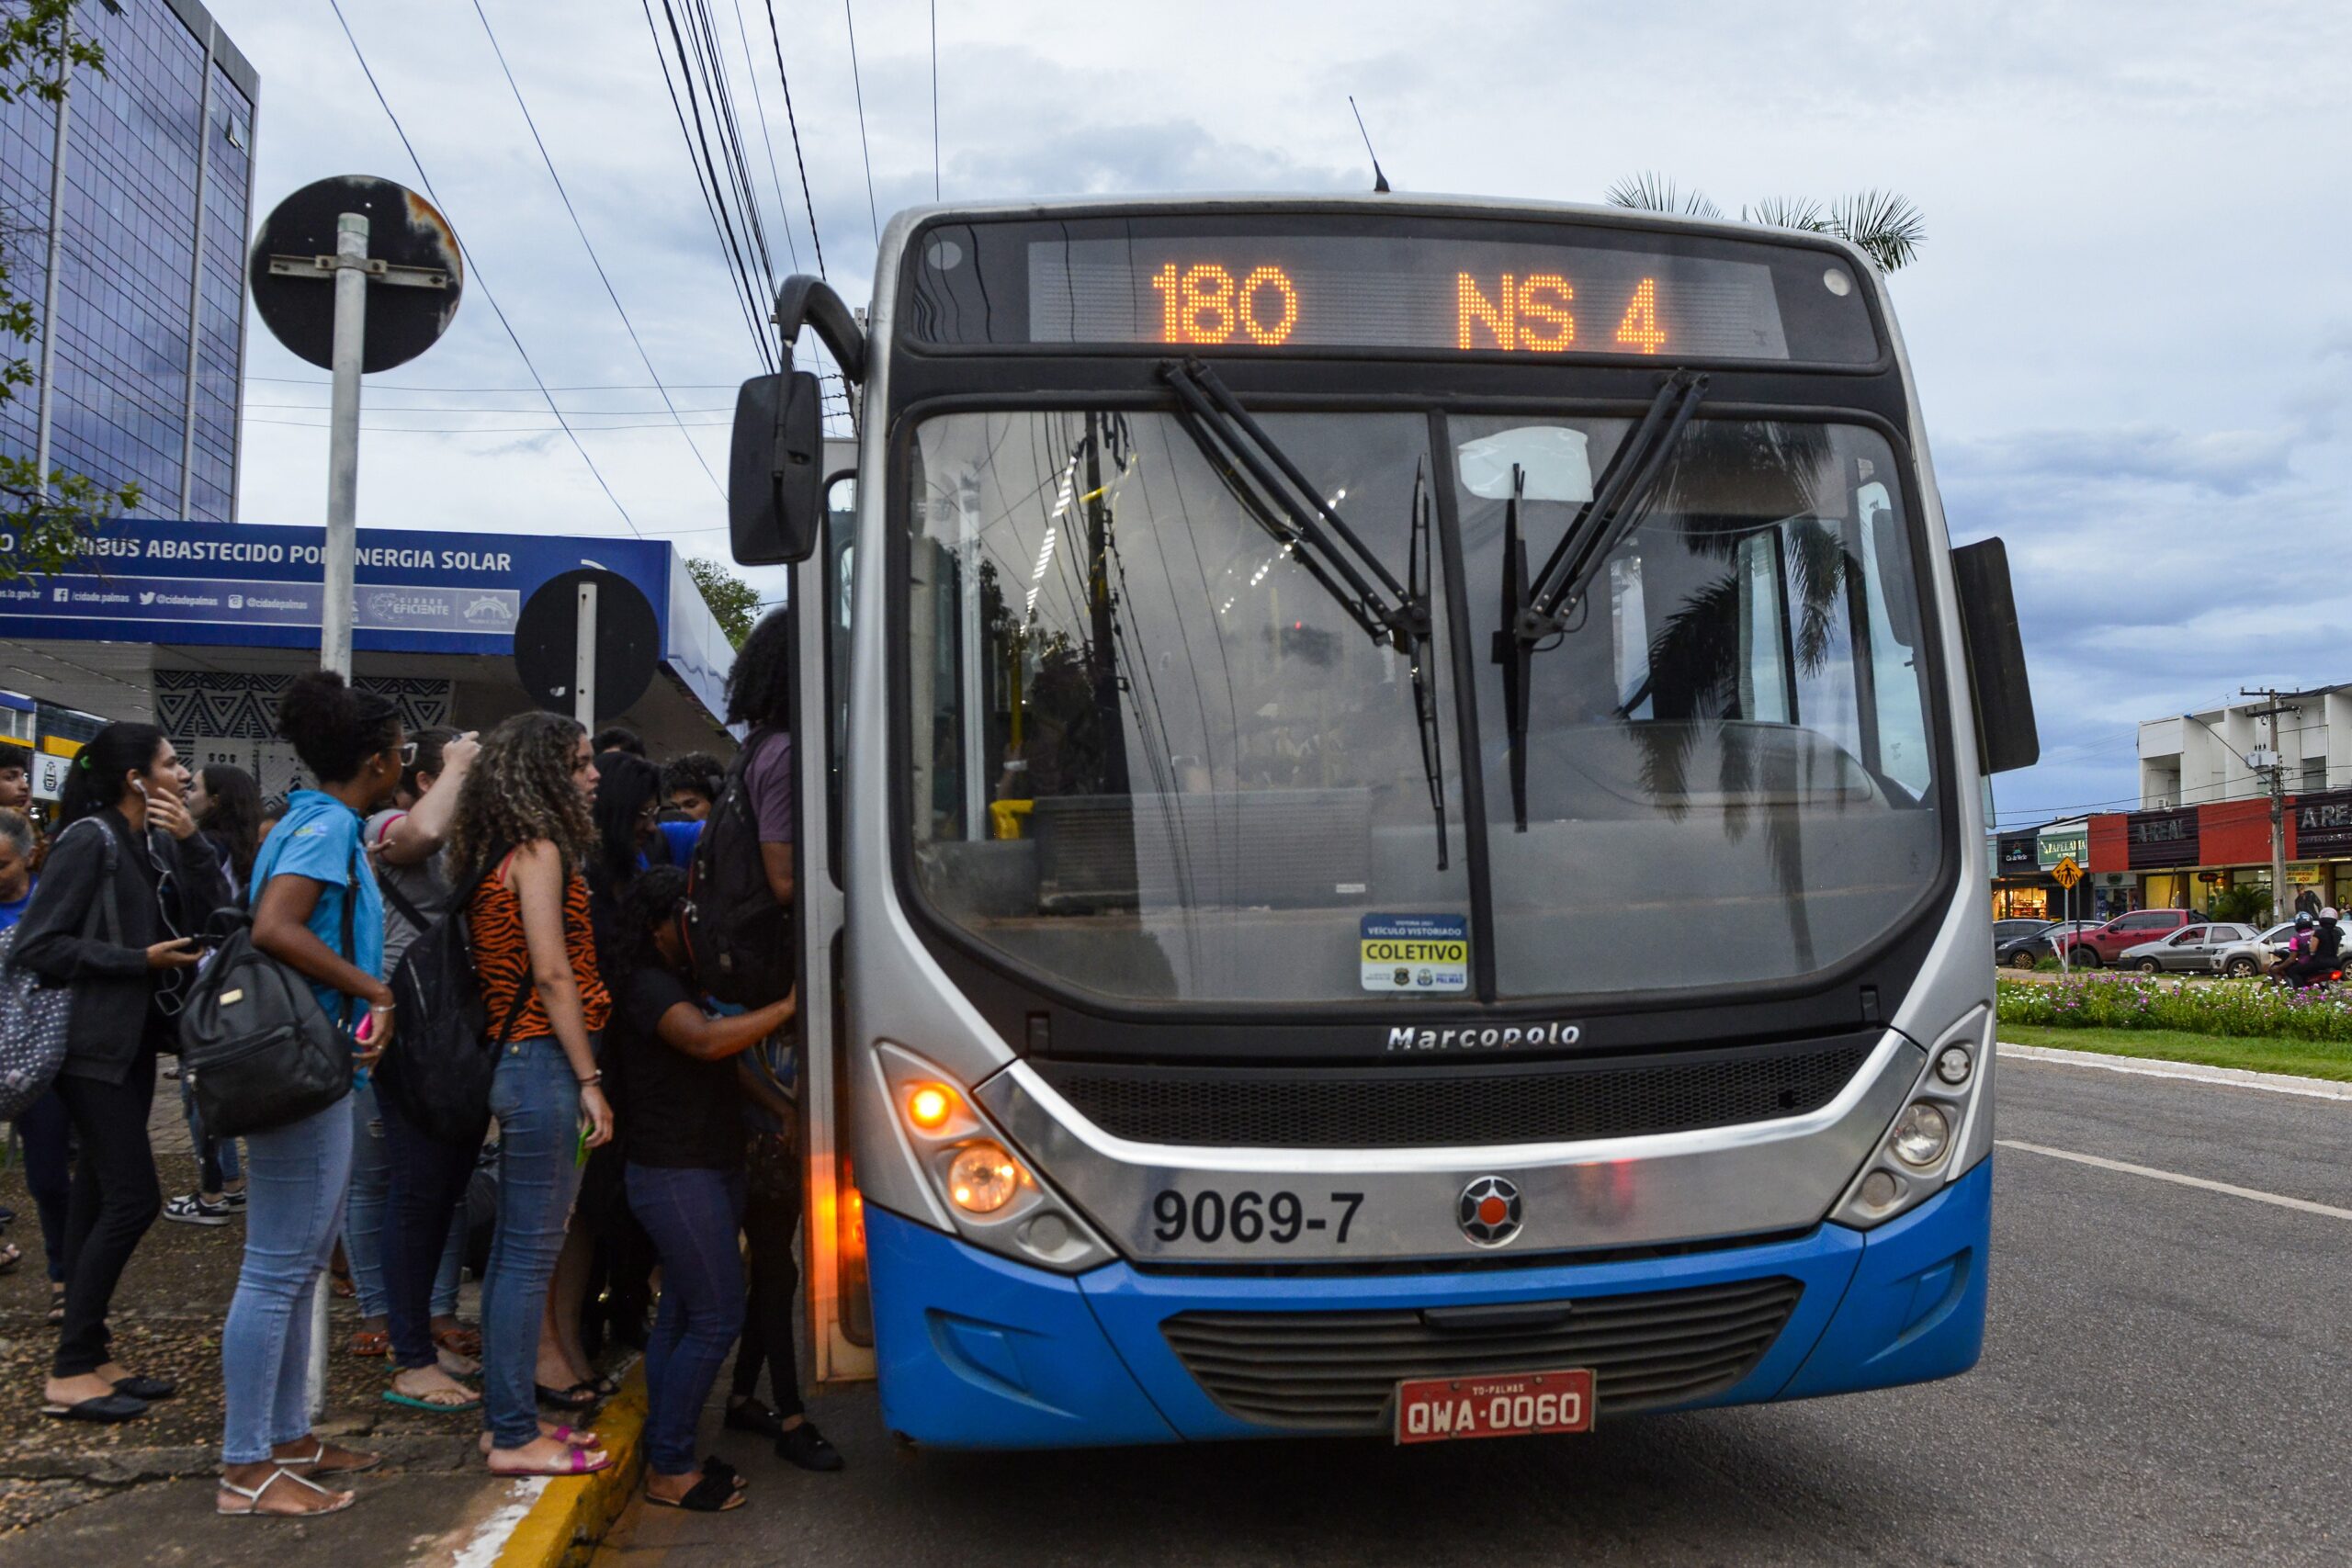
[535,1381,600,1411]
[646,1469,744,1513]
[432,1325,482,1359]
[328,1267,356,1300]
[486,1446,611,1478]
[384,1379,482,1414]
[279,1439,382,1476]
[46,1283,64,1324]
[217,1466,356,1518]
[347,1328,390,1358]
[0,1240,19,1275]
[478,1425,598,1458]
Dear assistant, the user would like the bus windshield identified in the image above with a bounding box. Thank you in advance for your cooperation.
[903,408,1942,1007]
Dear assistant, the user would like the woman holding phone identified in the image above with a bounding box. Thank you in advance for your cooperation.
[15,723,228,1425]
[447,712,615,1478]
[214,671,405,1518]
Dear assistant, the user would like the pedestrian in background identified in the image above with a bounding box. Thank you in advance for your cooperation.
[351,727,483,1380]
[0,808,71,1318]
[17,724,226,1423]
[0,742,30,812]
[447,713,615,1477]
[217,671,404,1517]
[662,753,723,823]
[609,865,798,1511]
[163,763,263,1227]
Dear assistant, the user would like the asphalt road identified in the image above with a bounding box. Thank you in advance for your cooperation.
[595,1054,2352,1567]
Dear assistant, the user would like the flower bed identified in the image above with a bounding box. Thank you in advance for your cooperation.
[1996,975,2352,1042]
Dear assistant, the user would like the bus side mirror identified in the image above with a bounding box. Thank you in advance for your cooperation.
[729,370,824,565]
[1950,536,2038,774]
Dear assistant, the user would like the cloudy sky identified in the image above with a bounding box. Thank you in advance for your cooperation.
[207,0,2352,826]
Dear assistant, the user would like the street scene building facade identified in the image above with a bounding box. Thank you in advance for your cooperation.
[1994,684,2352,919]
[0,0,255,520]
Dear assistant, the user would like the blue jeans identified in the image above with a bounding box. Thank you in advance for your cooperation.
[220,1093,354,1464]
[379,1088,481,1371]
[626,1163,746,1476]
[481,1035,588,1450]
[13,1089,73,1284]
[180,1073,242,1194]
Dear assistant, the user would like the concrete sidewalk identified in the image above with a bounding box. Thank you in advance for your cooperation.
[0,1063,558,1564]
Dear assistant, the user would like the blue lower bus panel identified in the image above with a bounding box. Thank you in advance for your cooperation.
[865,1159,1991,1449]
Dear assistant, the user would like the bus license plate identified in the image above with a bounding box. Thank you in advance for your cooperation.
[1394,1369,1594,1445]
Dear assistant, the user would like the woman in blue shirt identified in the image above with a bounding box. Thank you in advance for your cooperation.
[217,672,405,1519]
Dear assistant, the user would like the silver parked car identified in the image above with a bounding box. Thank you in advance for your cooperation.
[2207,921,2299,979]
[2117,923,2260,975]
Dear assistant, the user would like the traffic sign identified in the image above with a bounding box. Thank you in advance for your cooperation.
[249,175,462,372]
[2052,856,2083,889]
[514,569,659,724]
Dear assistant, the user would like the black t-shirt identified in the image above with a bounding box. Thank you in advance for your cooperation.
[613,964,741,1170]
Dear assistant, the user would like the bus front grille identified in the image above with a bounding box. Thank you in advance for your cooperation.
[1160,1276,1803,1432]
[1041,1037,1876,1148]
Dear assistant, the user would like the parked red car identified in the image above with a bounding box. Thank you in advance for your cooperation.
[2057,908,2200,968]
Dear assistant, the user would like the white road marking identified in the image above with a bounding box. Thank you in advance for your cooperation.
[1997,1139,2352,1222]
[451,1478,548,1568]
[1997,1042,2352,1102]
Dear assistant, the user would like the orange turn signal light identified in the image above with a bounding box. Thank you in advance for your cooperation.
[906,1084,956,1133]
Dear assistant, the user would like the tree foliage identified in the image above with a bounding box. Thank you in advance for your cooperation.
[687,556,762,649]
[1606,173,1926,273]
[0,0,138,579]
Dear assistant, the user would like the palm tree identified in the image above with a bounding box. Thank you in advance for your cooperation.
[1604,173,1926,273]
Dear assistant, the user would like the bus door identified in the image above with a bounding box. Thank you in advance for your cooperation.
[796,466,875,1385]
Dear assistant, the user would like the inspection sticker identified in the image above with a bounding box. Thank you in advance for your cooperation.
[1361,913,1471,993]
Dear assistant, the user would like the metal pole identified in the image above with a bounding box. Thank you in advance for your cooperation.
[2270,755,2289,927]
[175,24,216,519]
[573,580,597,727]
[322,212,368,677]
[31,23,74,494]
[304,1274,329,1419]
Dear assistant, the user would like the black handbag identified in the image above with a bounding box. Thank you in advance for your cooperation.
[178,842,360,1139]
[373,852,529,1146]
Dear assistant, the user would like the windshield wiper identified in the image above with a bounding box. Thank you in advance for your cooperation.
[1159,358,1447,867]
[1494,368,1707,831]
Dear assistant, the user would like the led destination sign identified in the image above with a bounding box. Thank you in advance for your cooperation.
[904,215,1881,363]
[1028,236,1789,359]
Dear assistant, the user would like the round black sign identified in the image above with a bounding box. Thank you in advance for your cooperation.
[513,569,660,724]
[248,175,464,372]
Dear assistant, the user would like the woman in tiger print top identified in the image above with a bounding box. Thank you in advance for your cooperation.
[447,714,615,1478]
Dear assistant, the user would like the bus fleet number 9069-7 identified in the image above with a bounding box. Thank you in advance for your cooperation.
[1149,1190,1365,1246]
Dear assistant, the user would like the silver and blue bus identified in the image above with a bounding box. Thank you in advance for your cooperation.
[729,194,2037,1449]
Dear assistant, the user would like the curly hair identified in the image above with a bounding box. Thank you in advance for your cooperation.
[447,711,594,876]
[277,670,402,784]
[724,606,792,728]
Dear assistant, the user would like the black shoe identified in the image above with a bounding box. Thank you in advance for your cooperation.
[43,1393,147,1424]
[724,1398,786,1441]
[775,1419,844,1472]
[112,1374,176,1402]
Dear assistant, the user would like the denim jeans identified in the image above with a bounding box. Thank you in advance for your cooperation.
[12,1089,73,1284]
[626,1163,746,1476]
[180,1073,242,1194]
[220,1092,354,1463]
[481,1035,589,1450]
[377,1089,481,1371]
[344,1080,391,1318]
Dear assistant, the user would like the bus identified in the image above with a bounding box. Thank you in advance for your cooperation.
[727,194,2038,1449]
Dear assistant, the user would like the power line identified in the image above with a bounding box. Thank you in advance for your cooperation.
[724,0,803,273]
[645,0,775,368]
[758,0,827,280]
[469,0,725,499]
[842,0,880,243]
[249,414,728,434]
[326,0,642,536]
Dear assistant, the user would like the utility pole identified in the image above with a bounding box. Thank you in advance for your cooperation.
[31,14,73,496]
[2241,686,2316,925]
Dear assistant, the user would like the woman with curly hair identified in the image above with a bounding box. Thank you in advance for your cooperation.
[448,712,616,1477]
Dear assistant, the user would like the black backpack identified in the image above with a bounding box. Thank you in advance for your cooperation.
[179,843,358,1140]
[683,728,794,1006]
[373,853,529,1147]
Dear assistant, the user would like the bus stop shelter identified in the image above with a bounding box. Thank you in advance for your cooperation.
[0,519,737,796]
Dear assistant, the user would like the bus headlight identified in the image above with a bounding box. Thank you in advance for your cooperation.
[1890,1102,1951,1167]
[948,1142,1022,1213]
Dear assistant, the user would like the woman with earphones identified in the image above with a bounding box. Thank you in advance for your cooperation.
[14,723,230,1424]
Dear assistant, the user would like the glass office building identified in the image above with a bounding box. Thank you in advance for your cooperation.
[0,0,255,522]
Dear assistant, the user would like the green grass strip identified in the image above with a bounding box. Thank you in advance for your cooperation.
[2000,1024,2352,1083]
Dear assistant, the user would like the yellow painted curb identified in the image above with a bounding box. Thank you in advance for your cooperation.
[492,1364,648,1568]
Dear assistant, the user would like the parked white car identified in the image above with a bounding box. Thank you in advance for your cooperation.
[2207,921,2299,979]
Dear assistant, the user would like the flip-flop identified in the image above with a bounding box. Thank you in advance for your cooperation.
[432,1325,483,1359]
[0,1241,20,1275]
[383,1386,482,1414]
[486,1447,611,1479]
[535,1381,599,1411]
[646,1470,744,1512]
[348,1329,390,1357]
[279,1440,383,1476]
